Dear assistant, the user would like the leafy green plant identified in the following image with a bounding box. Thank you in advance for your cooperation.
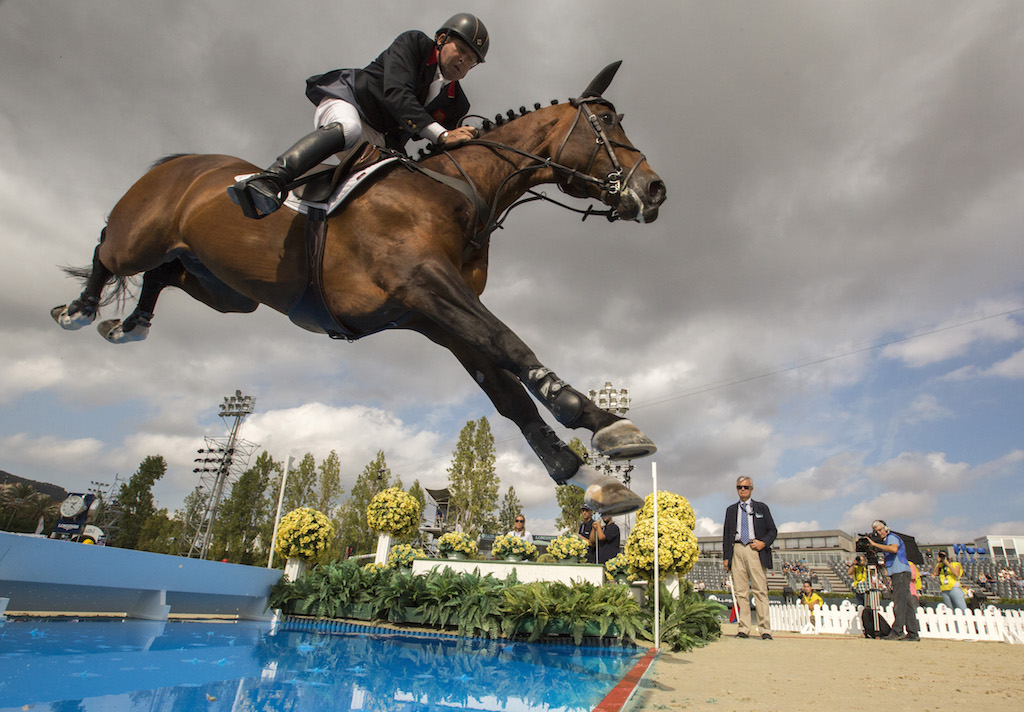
[647,582,727,652]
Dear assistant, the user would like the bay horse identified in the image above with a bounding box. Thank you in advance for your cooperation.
[51,62,666,515]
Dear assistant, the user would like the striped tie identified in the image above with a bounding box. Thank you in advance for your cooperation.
[740,502,750,545]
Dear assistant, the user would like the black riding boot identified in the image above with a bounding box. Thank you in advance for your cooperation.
[228,122,347,219]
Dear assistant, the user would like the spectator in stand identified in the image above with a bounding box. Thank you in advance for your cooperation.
[848,555,869,607]
[932,551,967,612]
[696,580,707,599]
[507,514,533,544]
[801,581,824,612]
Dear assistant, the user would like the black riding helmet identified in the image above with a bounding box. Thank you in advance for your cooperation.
[437,13,489,63]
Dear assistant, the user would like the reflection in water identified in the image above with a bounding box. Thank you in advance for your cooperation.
[0,620,641,711]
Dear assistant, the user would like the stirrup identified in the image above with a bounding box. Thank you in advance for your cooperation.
[227,176,283,219]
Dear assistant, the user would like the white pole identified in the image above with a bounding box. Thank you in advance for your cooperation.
[652,462,660,649]
[267,455,294,569]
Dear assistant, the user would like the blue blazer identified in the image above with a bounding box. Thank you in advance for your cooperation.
[722,499,777,570]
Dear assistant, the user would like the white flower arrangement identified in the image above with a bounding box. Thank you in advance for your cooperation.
[491,533,538,560]
[366,487,422,537]
[547,534,590,561]
[274,507,335,562]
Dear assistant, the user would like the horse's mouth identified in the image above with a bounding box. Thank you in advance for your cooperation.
[616,179,665,223]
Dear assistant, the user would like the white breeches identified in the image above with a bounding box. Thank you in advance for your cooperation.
[314,98,386,149]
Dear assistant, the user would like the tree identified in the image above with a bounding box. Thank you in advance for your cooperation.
[554,438,590,534]
[112,455,166,549]
[282,453,318,514]
[210,451,280,564]
[497,486,523,534]
[447,417,500,538]
[136,509,182,554]
[315,450,344,515]
[407,479,427,545]
[334,451,402,556]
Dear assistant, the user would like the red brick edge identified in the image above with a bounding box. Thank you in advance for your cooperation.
[592,646,659,712]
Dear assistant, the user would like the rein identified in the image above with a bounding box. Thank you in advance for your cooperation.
[420,97,651,256]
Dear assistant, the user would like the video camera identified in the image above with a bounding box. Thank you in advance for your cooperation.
[855,532,885,567]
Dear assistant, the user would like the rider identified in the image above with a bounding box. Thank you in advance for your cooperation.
[228,13,489,219]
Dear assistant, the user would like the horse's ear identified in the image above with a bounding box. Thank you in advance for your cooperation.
[581,61,622,98]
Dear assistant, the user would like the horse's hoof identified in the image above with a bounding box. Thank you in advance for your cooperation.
[97,319,149,344]
[51,304,95,330]
[584,478,645,516]
[592,420,657,460]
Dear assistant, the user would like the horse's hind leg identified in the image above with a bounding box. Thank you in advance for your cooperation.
[96,260,178,344]
[416,321,644,515]
[98,258,259,344]
[51,235,114,330]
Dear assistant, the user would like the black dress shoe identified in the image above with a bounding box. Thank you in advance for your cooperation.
[761,633,773,640]
[735,632,749,638]
[903,633,921,642]
[883,631,905,641]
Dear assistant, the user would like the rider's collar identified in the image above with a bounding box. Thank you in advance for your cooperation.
[428,46,439,66]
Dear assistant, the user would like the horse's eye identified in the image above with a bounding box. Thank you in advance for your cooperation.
[600,113,616,126]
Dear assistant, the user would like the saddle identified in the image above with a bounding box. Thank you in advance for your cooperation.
[285,142,493,339]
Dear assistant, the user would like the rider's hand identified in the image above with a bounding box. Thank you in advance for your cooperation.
[440,126,478,148]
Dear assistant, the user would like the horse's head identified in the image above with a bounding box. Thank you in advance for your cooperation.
[552,62,667,223]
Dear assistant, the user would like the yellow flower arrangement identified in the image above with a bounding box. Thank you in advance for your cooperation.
[388,543,427,569]
[635,491,696,531]
[491,534,538,560]
[624,516,699,580]
[438,531,477,557]
[362,562,385,573]
[366,487,422,537]
[604,553,631,581]
[274,507,335,562]
[547,534,590,561]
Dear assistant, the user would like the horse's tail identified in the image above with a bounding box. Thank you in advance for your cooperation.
[61,227,136,311]
[61,264,135,310]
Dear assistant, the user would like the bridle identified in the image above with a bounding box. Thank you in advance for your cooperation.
[443,96,653,233]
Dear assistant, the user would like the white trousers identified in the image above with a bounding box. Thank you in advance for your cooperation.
[313,98,386,149]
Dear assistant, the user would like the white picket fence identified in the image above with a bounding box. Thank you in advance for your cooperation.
[770,600,1024,643]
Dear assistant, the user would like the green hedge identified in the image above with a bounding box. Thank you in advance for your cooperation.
[269,559,727,651]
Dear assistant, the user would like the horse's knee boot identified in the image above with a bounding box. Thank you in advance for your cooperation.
[524,422,582,484]
[520,367,585,427]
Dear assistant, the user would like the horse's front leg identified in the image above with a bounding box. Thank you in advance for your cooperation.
[413,320,644,514]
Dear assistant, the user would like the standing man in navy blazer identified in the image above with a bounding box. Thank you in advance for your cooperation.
[722,476,778,639]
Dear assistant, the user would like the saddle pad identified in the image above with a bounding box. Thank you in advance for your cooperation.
[233,156,398,217]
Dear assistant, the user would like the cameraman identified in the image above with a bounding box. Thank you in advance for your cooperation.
[864,520,920,641]
[932,551,967,611]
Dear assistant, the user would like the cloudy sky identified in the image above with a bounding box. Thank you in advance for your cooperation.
[2,0,1023,546]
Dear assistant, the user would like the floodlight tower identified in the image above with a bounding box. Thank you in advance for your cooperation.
[587,381,635,488]
[185,390,257,559]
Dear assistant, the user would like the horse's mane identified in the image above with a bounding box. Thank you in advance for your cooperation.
[150,153,193,170]
[413,100,562,161]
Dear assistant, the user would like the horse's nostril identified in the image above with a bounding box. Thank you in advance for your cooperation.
[649,180,667,205]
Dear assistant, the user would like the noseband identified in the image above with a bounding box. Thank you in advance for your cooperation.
[553,97,648,205]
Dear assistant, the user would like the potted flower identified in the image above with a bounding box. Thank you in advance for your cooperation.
[623,516,699,594]
[491,533,538,562]
[388,543,427,570]
[274,507,335,581]
[366,487,422,565]
[547,534,590,563]
[366,487,422,537]
[438,531,477,560]
[635,491,696,530]
[605,553,631,584]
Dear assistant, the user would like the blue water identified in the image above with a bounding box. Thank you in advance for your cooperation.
[0,619,642,711]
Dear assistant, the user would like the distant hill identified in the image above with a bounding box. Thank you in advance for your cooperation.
[0,470,70,502]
